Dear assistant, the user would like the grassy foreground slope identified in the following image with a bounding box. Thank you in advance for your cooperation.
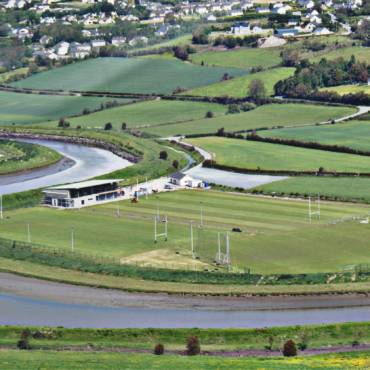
[190,48,283,69]
[1,190,370,274]
[186,67,294,97]
[0,140,61,175]
[0,91,129,125]
[1,350,369,369]
[142,104,355,136]
[10,57,246,94]
[260,120,370,152]
[188,137,370,173]
[38,100,227,130]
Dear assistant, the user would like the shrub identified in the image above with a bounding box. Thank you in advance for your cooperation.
[172,159,179,169]
[282,339,297,357]
[227,104,240,114]
[154,343,165,355]
[104,122,113,130]
[159,150,168,160]
[17,329,31,350]
[186,336,200,356]
[121,122,127,130]
[205,111,214,118]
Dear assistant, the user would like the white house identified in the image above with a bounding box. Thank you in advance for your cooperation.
[54,41,70,56]
[91,39,106,48]
[111,36,126,46]
[313,27,332,35]
[70,42,92,59]
[169,172,203,188]
[230,22,250,35]
[43,180,125,209]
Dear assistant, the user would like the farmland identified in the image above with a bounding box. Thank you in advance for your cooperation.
[253,176,370,204]
[141,103,355,136]
[10,57,246,94]
[1,190,370,274]
[321,84,370,96]
[186,67,295,98]
[260,120,370,152]
[187,137,370,173]
[190,47,282,69]
[0,91,129,125]
[309,46,370,64]
[39,99,227,130]
[0,140,61,175]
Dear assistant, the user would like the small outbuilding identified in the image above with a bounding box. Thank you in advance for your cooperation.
[43,179,124,208]
[169,172,203,188]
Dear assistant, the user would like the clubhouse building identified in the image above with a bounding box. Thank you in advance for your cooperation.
[43,179,124,208]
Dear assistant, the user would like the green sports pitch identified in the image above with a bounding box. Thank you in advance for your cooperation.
[1,190,369,274]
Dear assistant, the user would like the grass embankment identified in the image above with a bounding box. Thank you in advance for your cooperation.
[309,46,370,64]
[1,190,370,275]
[1,350,369,369]
[0,139,62,175]
[260,120,370,152]
[10,57,246,94]
[0,91,130,125]
[1,323,370,351]
[190,47,283,69]
[37,100,227,130]
[185,67,295,97]
[187,136,370,173]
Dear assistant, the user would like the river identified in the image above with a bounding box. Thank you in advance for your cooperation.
[0,139,132,196]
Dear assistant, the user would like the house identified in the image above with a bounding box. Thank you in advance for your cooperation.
[70,42,91,59]
[155,24,169,37]
[111,36,126,46]
[256,6,269,13]
[276,28,299,37]
[128,36,148,46]
[91,39,106,48]
[240,0,253,10]
[54,41,70,56]
[258,35,287,48]
[313,27,332,35]
[230,22,250,35]
[43,180,125,209]
[205,14,217,21]
[39,35,53,46]
[288,18,299,26]
[169,172,203,188]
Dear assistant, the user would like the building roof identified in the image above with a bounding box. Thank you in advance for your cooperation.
[170,172,187,180]
[45,179,122,191]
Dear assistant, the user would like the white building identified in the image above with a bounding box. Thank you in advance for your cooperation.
[169,172,203,188]
[54,41,70,56]
[43,180,125,209]
[91,39,106,48]
[230,22,250,35]
[111,36,126,46]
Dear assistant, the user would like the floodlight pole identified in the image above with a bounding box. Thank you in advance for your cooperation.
[145,177,148,200]
[190,221,195,258]
[217,232,221,263]
[317,193,321,220]
[71,226,74,252]
[0,194,3,220]
[200,202,203,227]
[156,196,160,220]
[27,223,31,243]
[308,196,312,224]
[226,232,231,269]
[154,216,157,243]
[136,178,139,199]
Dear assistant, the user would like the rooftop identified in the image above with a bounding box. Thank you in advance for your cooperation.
[45,179,122,191]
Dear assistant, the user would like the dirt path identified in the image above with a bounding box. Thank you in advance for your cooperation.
[1,272,370,311]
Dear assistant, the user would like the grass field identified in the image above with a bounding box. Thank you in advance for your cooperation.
[141,104,356,137]
[10,57,246,94]
[0,91,129,125]
[0,67,29,83]
[321,84,370,96]
[1,350,369,369]
[185,67,295,98]
[0,140,61,175]
[253,176,370,203]
[190,47,283,69]
[260,120,370,152]
[309,46,370,63]
[1,190,370,274]
[188,136,370,173]
[38,100,227,130]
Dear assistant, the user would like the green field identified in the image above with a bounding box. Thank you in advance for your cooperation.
[0,140,61,175]
[0,91,129,125]
[254,176,370,203]
[190,47,283,69]
[11,57,246,94]
[188,136,370,173]
[186,67,295,98]
[309,46,370,63]
[260,120,370,152]
[1,190,370,274]
[141,104,356,137]
[39,99,227,130]
[1,350,369,369]
[321,84,370,96]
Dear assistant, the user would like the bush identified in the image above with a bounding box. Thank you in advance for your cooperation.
[159,150,168,160]
[154,343,165,355]
[205,111,214,118]
[227,104,240,114]
[172,159,179,169]
[186,336,200,356]
[121,122,127,130]
[104,122,113,130]
[17,329,31,350]
[283,339,297,357]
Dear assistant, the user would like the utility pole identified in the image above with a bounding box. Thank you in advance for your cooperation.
[200,202,203,227]
[190,221,195,258]
[27,223,31,243]
[71,226,74,252]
